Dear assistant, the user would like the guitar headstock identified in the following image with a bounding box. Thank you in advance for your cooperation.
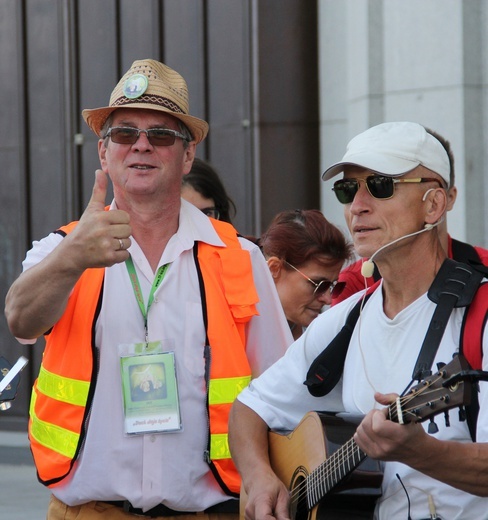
[389,355,472,425]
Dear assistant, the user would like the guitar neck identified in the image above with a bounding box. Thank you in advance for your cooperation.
[306,437,366,509]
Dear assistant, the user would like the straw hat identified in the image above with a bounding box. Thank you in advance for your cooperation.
[82,59,209,144]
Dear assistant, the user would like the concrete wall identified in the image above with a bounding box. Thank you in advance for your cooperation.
[319,0,488,249]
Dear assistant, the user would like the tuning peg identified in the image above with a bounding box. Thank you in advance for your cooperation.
[428,418,439,434]
[436,362,448,378]
[444,411,450,427]
[459,407,467,422]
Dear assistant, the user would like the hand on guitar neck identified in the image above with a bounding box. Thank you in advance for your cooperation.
[353,355,473,466]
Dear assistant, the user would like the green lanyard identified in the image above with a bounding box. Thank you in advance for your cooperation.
[125,256,170,343]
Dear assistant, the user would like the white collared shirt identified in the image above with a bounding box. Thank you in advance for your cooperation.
[22,199,292,511]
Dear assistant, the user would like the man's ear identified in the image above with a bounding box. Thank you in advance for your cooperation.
[424,187,448,227]
[182,142,196,175]
[98,138,108,172]
[446,186,457,212]
[266,256,283,279]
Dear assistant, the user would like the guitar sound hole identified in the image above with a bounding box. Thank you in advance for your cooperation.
[289,468,310,520]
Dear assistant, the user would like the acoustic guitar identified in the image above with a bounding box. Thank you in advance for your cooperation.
[240,355,474,520]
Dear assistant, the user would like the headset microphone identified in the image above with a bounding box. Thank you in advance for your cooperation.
[360,217,444,278]
[360,259,376,278]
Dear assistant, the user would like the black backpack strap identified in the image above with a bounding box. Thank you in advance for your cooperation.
[412,258,484,381]
[464,383,480,442]
[304,282,380,397]
[451,238,488,277]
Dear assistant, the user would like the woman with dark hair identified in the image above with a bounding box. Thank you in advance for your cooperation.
[260,209,353,339]
[181,158,236,223]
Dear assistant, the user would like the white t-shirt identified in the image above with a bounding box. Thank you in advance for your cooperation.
[23,199,293,512]
[238,282,488,520]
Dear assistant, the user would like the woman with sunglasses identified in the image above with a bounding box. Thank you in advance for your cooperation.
[259,209,353,340]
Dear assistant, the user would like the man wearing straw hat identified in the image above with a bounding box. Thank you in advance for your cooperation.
[5,59,292,519]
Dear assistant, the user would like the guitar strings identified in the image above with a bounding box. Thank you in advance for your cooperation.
[288,436,364,508]
[389,373,445,423]
[288,375,445,507]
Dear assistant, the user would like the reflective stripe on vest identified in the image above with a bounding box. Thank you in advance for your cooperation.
[29,365,90,463]
[30,388,79,459]
[37,365,90,406]
[208,374,252,460]
[209,375,252,406]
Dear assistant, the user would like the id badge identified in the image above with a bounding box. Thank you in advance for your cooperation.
[119,341,182,435]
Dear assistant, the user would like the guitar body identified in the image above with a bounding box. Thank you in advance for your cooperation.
[268,412,382,520]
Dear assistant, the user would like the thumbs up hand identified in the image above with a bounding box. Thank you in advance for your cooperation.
[66,170,132,270]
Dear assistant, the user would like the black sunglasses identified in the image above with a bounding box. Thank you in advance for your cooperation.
[105,126,189,147]
[332,175,445,204]
[285,261,345,299]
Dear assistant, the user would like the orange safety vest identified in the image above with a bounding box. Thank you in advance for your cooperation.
[29,218,258,495]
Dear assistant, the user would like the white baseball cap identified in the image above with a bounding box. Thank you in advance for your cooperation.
[322,122,450,186]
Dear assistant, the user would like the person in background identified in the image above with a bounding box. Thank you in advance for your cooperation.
[181,162,353,341]
[332,126,488,305]
[181,157,236,223]
[228,122,488,519]
[4,59,292,520]
[259,209,353,340]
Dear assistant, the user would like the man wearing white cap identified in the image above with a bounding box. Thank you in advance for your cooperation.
[5,59,292,519]
[228,122,488,519]
[330,124,488,305]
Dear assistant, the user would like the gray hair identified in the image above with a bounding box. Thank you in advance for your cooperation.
[424,126,455,190]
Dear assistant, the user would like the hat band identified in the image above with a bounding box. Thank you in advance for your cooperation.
[111,94,186,115]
